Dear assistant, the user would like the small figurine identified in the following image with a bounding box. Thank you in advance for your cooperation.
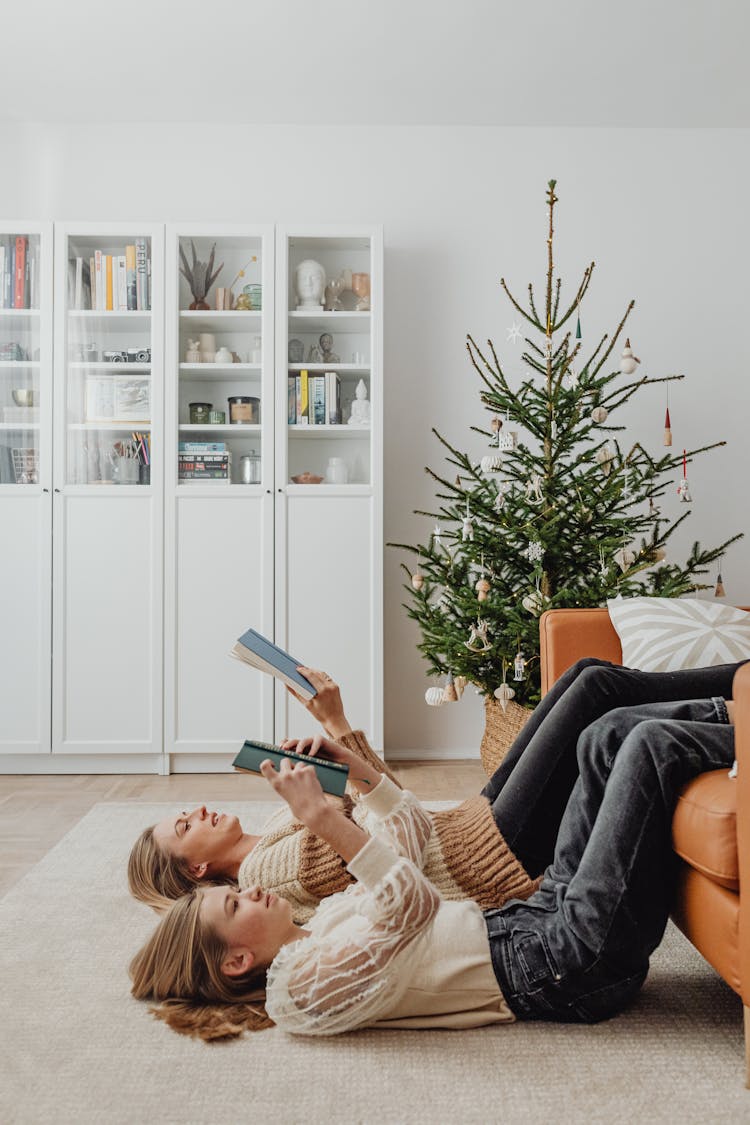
[319,332,340,363]
[288,338,304,363]
[185,339,201,363]
[294,259,326,310]
[348,378,371,426]
[525,472,543,504]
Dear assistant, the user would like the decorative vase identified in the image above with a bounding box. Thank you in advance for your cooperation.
[189,299,210,311]
[214,346,234,364]
[479,696,533,777]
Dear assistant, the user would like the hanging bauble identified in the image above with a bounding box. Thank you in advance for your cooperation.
[513,653,526,682]
[411,570,425,591]
[595,444,615,476]
[493,682,516,713]
[442,673,458,703]
[454,675,467,698]
[480,454,504,473]
[522,588,549,616]
[613,546,636,573]
[653,547,667,563]
[425,686,445,707]
[465,618,492,652]
[475,575,491,602]
[715,571,726,598]
[619,338,641,375]
[664,407,672,447]
[591,405,609,424]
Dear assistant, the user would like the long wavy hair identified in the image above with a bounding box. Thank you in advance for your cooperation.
[129,888,273,1040]
[127,825,204,913]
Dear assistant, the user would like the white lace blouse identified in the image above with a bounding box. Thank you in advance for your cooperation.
[264,777,514,1035]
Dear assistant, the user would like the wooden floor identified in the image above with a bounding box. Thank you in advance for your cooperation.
[0,759,487,897]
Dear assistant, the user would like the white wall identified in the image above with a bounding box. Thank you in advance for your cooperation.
[4,123,748,757]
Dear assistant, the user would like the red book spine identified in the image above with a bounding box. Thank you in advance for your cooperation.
[14,237,26,308]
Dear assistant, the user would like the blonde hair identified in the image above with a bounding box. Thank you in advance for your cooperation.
[128,826,201,913]
[129,889,273,1040]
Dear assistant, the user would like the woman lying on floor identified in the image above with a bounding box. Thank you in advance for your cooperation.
[128,659,741,923]
[130,664,739,1040]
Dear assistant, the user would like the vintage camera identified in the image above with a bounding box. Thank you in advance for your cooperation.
[103,350,128,363]
[128,347,151,363]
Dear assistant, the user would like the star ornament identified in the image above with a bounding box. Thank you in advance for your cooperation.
[506,322,523,345]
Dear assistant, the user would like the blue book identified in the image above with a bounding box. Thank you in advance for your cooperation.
[229,627,317,701]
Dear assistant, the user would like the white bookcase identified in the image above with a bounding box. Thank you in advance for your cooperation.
[0,222,53,755]
[164,224,276,764]
[51,223,164,759]
[275,226,383,748]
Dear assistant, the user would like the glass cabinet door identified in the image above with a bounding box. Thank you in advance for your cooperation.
[0,230,46,487]
[60,231,156,487]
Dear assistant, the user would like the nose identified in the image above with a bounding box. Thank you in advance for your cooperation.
[187,805,208,821]
[241,885,263,902]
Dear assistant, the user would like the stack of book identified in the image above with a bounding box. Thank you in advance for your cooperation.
[0,236,40,310]
[178,441,231,483]
[67,239,151,312]
[288,369,341,425]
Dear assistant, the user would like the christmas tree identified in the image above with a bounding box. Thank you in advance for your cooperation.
[391,181,742,710]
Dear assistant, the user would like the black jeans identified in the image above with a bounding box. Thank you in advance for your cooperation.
[482,658,743,876]
[485,693,735,1022]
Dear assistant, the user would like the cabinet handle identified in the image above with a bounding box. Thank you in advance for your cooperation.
[42,487,49,493]
[54,488,61,494]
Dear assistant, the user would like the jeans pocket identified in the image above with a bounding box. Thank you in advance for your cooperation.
[571,966,647,1023]
[514,931,560,986]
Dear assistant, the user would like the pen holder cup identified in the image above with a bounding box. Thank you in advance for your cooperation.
[139,463,151,486]
[114,457,140,485]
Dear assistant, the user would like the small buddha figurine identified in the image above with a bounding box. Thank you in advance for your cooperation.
[319,332,340,363]
[348,378,371,426]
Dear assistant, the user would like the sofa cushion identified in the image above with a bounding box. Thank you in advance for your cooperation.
[672,770,738,891]
[606,597,750,672]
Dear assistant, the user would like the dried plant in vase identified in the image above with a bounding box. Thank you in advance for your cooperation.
[179,240,224,310]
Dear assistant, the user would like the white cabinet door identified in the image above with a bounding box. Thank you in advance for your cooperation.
[52,492,162,753]
[275,492,382,745]
[165,492,274,757]
[0,492,51,753]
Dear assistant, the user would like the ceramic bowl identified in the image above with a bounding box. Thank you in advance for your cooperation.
[12,388,37,407]
[291,472,323,485]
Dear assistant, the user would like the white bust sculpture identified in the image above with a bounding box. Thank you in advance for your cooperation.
[348,378,371,426]
[294,259,326,310]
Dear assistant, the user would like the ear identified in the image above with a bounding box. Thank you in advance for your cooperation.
[188,861,209,880]
[221,949,256,978]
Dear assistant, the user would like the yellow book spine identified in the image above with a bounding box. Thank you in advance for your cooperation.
[106,255,113,311]
[300,368,309,421]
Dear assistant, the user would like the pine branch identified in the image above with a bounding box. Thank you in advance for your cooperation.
[590,300,636,379]
[500,277,544,330]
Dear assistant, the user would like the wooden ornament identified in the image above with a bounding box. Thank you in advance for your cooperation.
[454,675,467,698]
[411,570,424,591]
[475,576,491,602]
[595,444,614,476]
[442,674,458,703]
[715,572,726,598]
[664,407,672,447]
[620,338,641,375]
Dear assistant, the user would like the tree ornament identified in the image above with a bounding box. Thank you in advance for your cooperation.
[480,454,503,473]
[525,539,544,564]
[525,472,543,504]
[461,500,475,542]
[465,617,492,652]
[506,322,523,344]
[563,365,579,390]
[664,406,672,447]
[411,569,424,591]
[677,449,692,503]
[613,545,636,573]
[475,575,491,602]
[647,495,660,519]
[551,410,558,440]
[522,577,549,615]
[575,298,582,341]
[513,652,526,682]
[432,523,443,548]
[620,338,640,375]
[595,444,615,476]
[715,567,726,598]
[490,416,503,446]
[598,548,609,579]
[442,673,459,703]
[454,675,467,698]
[425,686,445,707]
[494,480,511,511]
[493,681,516,713]
[497,429,518,452]
[653,547,667,563]
[591,405,609,424]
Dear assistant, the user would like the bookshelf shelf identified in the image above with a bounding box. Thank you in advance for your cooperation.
[0,421,40,431]
[0,308,39,317]
[69,362,151,373]
[287,424,370,439]
[68,310,151,321]
[68,421,153,431]
[178,310,262,328]
[0,360,40,369]
[178,423,262,434]
[287,363,369,375]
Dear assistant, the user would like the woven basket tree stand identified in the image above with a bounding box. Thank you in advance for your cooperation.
[480,696,534,777]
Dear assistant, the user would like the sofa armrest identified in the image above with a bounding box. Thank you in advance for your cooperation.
[734,662,750,1005]
[539,608,623,694]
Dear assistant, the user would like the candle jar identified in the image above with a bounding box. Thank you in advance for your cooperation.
[189,401,212,424]
[228,396,260,424]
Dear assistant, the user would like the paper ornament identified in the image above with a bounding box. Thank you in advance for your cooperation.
[454,675,467,698]
[442,674,458,703]
[591,405,609,424]
[595,444,615,476]
[475,575,491,602]
[497,430,519,452]
[613,546,636,573]
[411,570,424,591]
[480,454,504,473]
[525,539,544,564]
[493,682,516,712]
[425,686,445,706]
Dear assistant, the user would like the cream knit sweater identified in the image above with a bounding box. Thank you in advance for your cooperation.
[238,730,538,921]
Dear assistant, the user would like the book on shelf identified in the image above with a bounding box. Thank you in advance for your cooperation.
[229,627,316,701]
[89,256,96,310]
[14,237,26,309]
[309,375,326,424]
[288,369,343,426]
[178,453,231,465]
[325,371,341,424]
[116,255,127,311]
[105,254,113,311]
[135,237,149,311]
[125,244,137,310]
[94,251,104,311]
[178,441,227,452]
[287,376,296,424]
[298,368,309,424]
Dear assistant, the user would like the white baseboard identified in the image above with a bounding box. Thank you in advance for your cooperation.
[384,747,481,761]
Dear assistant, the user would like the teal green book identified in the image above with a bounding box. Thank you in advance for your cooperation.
[233,739,349,797]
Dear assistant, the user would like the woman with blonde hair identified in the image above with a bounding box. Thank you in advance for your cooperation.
[128,658,741,920]
[131,689,736,1040]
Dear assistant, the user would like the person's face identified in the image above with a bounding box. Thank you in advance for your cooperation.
[200,883,294,974]
[153,805,243,878]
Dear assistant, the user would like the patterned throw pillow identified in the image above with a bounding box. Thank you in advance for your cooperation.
[606,597,750,672]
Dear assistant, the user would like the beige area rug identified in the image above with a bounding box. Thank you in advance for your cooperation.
[1,801,747,1125]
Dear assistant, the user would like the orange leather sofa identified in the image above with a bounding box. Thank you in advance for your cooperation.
[539,607,750,1085]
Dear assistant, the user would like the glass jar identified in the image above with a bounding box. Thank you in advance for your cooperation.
[228,396,260,424]
[189,401,212,424]
[239,452,261,484]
